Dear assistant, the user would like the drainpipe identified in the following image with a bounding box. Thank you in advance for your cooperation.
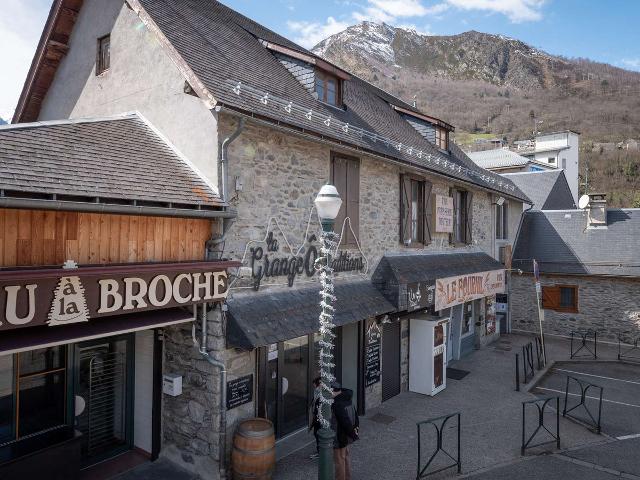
[207,116,245,259]
[192,303,228,480]
[219,116,245,203]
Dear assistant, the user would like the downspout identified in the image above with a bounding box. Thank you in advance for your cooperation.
[192,303,228,480]
[207,115,245,260]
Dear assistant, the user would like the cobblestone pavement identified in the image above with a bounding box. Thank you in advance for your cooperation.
[273,333,627,480]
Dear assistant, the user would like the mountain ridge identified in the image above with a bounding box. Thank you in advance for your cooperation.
[312,22,640,207]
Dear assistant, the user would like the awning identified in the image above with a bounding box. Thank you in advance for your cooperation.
[226,281,395,349]
[0,307,193,355]
[372,250,505,311]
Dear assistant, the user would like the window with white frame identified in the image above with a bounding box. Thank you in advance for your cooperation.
[496,202,508,240]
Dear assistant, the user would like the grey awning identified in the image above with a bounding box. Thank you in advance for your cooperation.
[226,281,395,349]
[372,250,505,311]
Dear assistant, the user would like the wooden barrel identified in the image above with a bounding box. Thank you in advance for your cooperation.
[232,418,276,480]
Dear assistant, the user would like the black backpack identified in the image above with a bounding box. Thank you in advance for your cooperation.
[345,404,360,443]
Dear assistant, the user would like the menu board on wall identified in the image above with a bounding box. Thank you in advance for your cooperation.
[365,321,382,387]
[226,374,253,410]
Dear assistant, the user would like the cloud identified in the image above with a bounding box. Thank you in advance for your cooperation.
[620,58,640,71]
[287,17,353,48]
[445,0,545,23]
[0,0,50,120]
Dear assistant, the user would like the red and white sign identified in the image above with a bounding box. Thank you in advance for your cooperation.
[435,269,505,311]
[434,195,454,233]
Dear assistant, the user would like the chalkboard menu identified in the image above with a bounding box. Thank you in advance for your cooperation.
[365,340,381,387]
[226,374,253,410]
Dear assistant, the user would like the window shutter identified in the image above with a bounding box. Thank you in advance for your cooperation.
[400,175,412,245]
[423,181,433,245]
[346,159,360,245]
[331,156,348,241]
[542,286,560,309]
[465,191,473,244]
[449,187,455,245]
[503,203,508,238]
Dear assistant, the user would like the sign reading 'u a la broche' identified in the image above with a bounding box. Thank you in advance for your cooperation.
[0,261,237,331]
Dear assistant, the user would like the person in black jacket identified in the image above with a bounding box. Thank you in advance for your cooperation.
[330,382,359,480]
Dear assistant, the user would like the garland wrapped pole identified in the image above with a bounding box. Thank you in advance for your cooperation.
[314,185,342,480]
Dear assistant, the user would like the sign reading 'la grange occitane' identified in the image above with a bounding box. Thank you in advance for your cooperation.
[0,262,235,331]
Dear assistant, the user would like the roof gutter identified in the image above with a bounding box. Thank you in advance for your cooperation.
[0,197,237,219]
[217,105,528,204]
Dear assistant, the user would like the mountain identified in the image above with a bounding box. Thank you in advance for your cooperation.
[0,118,7,126]
[312,23,640,207]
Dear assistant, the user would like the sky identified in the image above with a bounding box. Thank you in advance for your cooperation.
[1,0,640,121]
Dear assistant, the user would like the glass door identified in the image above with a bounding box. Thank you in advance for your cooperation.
[74,335,133,466]
[280,336,309,437]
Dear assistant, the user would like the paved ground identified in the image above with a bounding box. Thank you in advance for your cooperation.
[532,360,640,438]
[274,333,612,480]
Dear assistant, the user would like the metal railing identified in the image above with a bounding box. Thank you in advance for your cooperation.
[563,376,603,434]
[570,330,598,359]
[521,396,560,455]
[416,412,461,478]
[618,335,640,362]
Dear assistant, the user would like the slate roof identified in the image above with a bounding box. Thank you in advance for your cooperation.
[512,209,640,277]
[0,114,221,208]
[129,0,529,203]
[502,170,576,209]
[226,280,395,349]
[372,250,505,310]
[468,149,531,169]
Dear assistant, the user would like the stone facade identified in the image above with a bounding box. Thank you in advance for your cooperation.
[511,274,640,342]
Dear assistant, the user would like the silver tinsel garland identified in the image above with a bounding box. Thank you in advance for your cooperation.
[315,229,339,429]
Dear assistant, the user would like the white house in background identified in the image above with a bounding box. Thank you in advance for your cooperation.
[516,130,580,204]
[467,148,556,174]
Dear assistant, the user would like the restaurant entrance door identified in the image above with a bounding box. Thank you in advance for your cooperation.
[74,335,134,466]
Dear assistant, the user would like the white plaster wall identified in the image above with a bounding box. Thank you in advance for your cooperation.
[37,0,219,187]
[134,329,154,454]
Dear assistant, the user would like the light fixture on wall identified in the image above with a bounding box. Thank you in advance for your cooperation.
[494,196,505,206]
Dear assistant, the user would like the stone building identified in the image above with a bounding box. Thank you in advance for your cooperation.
[511,194,640,343]
[11,0,529,478]
[0,115,236,478]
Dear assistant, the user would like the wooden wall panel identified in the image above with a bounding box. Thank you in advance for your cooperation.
[0,209,212,268]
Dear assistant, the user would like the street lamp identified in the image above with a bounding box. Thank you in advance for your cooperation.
[313,184,342,480]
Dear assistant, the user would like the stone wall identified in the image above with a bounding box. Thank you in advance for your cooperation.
[511,274,640,342]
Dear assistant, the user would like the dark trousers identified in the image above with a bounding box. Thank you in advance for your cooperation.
[313,423,320,452]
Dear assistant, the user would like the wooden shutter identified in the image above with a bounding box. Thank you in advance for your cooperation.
[423,180,433,245]
[449,187,455,245]
[400,175,412,245]
[465,191,473,244]
[331,155,348,240]
[542,286,560,310]
[346,158,360,245]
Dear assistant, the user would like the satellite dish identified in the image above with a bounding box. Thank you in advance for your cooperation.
[578,195,590,209]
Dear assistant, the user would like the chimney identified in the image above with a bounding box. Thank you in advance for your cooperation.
[586,193,607,228]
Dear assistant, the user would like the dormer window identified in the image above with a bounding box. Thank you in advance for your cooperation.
[315,70,341,107]
[435,126,448,150]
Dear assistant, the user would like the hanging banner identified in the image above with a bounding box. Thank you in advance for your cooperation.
[435,269,505,311]
[406,282,435,310]
[433,195,454,233]
[0,261,238,331]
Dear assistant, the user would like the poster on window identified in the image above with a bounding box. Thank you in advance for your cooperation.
[435,269,505,311]
[433,195,454,233]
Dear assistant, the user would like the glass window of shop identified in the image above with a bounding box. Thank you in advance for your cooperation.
[0,346,68,444]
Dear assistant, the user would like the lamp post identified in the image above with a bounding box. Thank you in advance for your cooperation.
[313,184,342,480]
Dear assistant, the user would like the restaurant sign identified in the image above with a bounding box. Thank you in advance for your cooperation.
[0,261,237,331]
[433,195,454,233]
[406,282,435,311]
[435,269,505,311]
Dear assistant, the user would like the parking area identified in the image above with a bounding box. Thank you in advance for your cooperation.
[532,360,640,438]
